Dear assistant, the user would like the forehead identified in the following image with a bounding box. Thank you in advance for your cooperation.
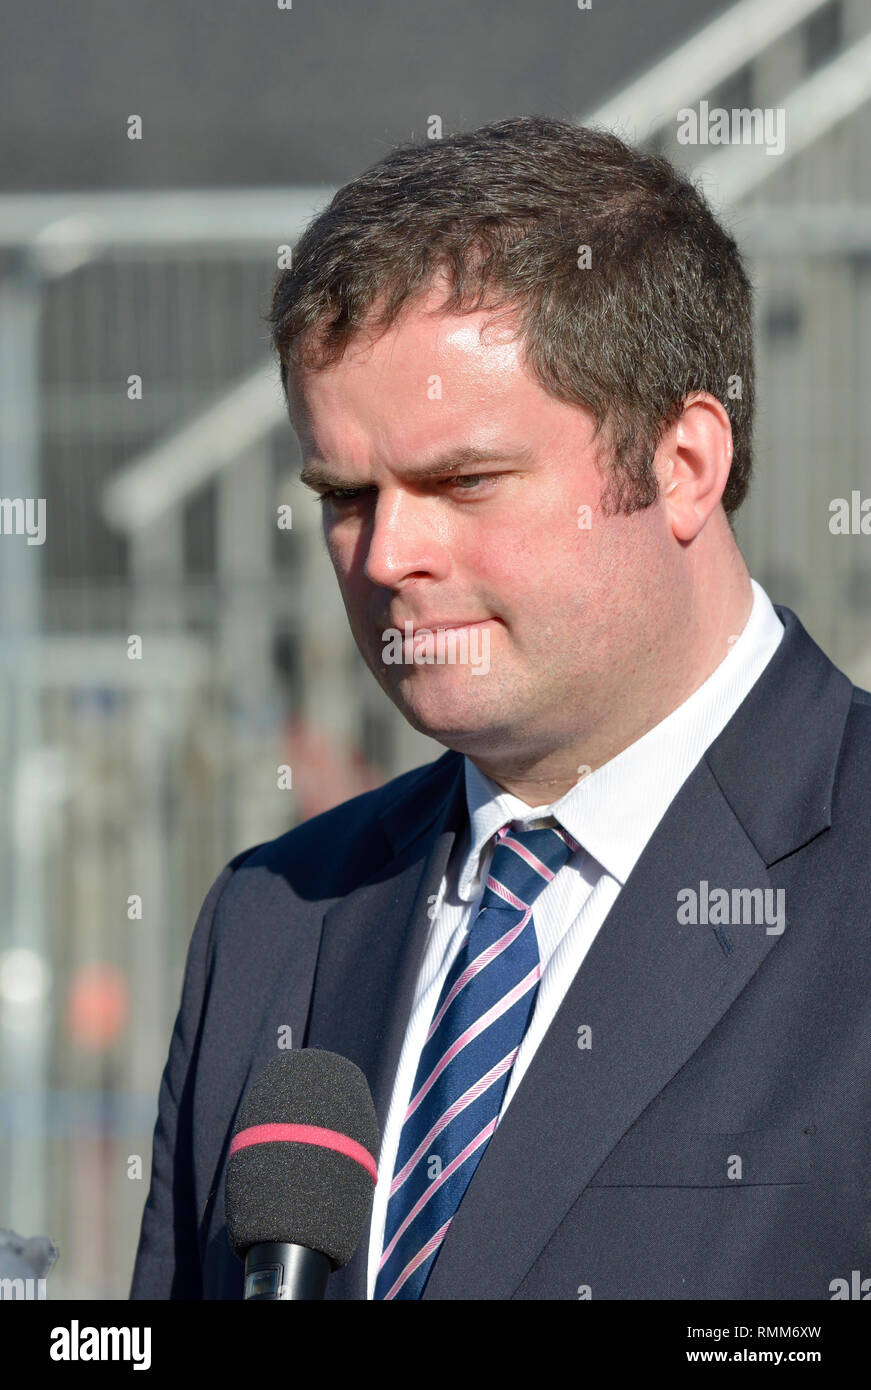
[287,299,543,451]
[292,293,521,378]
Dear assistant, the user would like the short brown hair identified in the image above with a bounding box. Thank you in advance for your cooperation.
[268,115,754,518]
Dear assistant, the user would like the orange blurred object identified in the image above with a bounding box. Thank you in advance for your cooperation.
[66,963,129,1050]
[283,716,383,819]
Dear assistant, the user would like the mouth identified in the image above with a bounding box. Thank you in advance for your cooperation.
[375,616,495,678]
[410,619,491,634]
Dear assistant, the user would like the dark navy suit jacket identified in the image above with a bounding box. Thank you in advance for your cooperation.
[130,605,871,1300]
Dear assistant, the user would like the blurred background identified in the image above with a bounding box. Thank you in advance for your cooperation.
[1,0,870,1298]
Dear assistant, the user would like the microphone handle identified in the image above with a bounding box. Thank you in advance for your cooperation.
[243,1242,331,1300]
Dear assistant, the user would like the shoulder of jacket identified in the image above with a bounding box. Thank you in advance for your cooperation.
[215,747,462,892]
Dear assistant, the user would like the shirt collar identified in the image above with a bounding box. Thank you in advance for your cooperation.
[458,578,785,899]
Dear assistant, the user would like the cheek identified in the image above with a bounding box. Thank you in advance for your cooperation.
[472,522,566,601]
[322,535,363,618]
[323,522,357,577]
[461,510,543,577]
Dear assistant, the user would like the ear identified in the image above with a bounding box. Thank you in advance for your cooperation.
[655,392,733,542]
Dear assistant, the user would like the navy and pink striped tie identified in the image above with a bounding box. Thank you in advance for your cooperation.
[374,818,578,1299]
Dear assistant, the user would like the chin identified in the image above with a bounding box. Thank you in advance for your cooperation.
[394,686,512,744]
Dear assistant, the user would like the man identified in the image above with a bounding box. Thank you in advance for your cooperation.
[131,116,871,1300]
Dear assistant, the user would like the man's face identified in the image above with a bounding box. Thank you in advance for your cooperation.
[288,285,677,769]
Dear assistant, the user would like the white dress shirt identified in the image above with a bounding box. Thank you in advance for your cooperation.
[366,577,785,1297]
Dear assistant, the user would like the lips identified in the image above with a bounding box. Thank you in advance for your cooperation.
[402,619,492,634]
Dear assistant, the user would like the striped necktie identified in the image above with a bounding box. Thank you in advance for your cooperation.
[374,817,578,1300]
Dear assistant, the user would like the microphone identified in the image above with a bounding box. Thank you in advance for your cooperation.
[225,1049,380,1300]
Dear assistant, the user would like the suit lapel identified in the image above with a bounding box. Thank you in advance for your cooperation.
[203,749,467,1299]
[422,605,854,1299]
[305,750,468,1299]
[421,757,779,1298]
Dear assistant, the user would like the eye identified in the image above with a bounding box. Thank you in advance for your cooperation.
[447,472,500,494]
[315,474,501,505]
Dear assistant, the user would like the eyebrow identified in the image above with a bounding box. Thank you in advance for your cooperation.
[299,444,534,491]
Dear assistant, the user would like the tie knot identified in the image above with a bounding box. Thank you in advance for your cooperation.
[479,819,578,914]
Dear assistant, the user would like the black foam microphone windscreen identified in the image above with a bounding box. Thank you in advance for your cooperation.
[225,1049,380,1270]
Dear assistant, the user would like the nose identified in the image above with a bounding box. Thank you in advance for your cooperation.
[362,487,449,588]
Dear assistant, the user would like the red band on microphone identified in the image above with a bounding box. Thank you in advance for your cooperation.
[229,1122,378,1182]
